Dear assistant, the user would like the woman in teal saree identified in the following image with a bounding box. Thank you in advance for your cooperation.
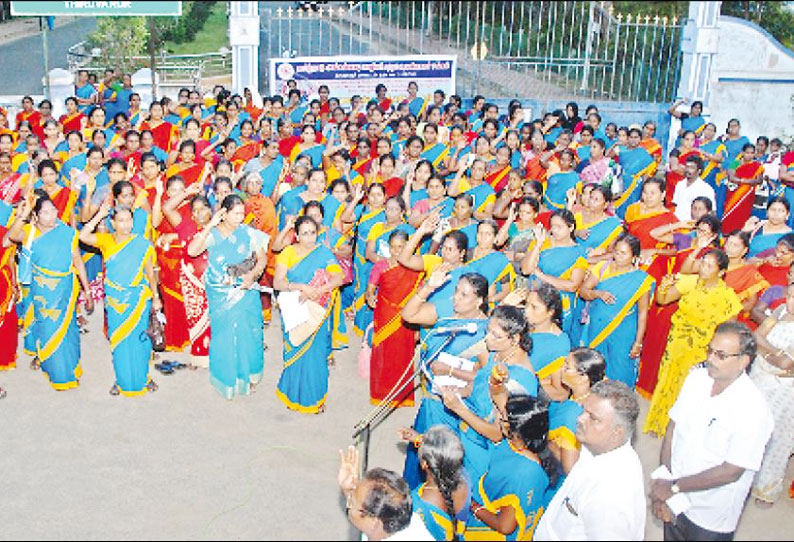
[187,195,270,399]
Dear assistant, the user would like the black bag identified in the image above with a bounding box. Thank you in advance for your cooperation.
[225,252,257,284]
[147,309,166,352]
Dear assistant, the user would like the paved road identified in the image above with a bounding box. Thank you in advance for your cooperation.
[0,17,96,95]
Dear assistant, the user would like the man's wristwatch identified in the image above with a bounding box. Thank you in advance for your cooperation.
[670,481,681,495]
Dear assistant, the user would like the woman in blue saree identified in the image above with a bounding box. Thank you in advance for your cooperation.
[4,193,92,390]
[340,183,386,335]
[288,124,325,169]
[462,394,556,541]
[466,219,515,305]
[429,194,480,255]
[521,210,588,334]
[698,123,727,192]
[745,197,792,258]
[614,128,657,219]
[544,151,580,211]
[187,195,269,399]
[574,184,623,255]
[401,270,491,489]
[81,202,160,396]
[577,233,654,387]
[449,159,496,220]
[273,215,346,414]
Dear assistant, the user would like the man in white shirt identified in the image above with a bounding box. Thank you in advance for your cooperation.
[535,380,646,541]
[650,322,774,541]
[672,155,716,221]
[338,447,433,541]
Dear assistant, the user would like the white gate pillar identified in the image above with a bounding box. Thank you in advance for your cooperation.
[670,1,721,150]
[230,1,260,95]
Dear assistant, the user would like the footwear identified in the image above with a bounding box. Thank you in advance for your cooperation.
[0,387,6,399]
[146,380,159,393]
[109,384,120,396]
[154,363,175,375]
[30,357,40,371]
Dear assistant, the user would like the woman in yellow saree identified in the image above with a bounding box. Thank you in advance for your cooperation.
[81,201,161,396]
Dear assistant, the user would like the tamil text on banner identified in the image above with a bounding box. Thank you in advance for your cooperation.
[269,55,457,107]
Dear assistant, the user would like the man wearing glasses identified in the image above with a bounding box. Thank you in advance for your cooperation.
[650,321,774,541]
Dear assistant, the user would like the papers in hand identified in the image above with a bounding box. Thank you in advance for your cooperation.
[277,290,310,333]
[651,465,692,516]
[430,352,475,395]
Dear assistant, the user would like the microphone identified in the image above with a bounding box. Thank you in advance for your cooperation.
[434,322,479,335]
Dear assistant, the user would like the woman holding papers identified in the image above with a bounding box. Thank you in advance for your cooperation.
[272,215,346,414]
[187,195,269,400]
[400,270,491,489]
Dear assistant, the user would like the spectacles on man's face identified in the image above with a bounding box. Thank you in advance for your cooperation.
[706,346,743,362]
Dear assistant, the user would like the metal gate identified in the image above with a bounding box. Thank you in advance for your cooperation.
[260,1,684,102]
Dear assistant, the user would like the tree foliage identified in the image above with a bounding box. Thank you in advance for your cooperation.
[87,16,149,72]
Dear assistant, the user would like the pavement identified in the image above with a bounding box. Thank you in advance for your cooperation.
[0,16,96,95]
[0,305,792,540]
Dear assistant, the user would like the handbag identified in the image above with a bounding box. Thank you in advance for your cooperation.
[147,308,166,352]
[225,252,257,284]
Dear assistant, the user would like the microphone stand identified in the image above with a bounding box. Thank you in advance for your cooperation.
[352,328,457,474]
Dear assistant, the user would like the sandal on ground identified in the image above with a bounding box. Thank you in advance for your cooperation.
[0,387,6,399]
[146,380,158,393]
[316,404,326,415]
[30,357,40,370]
[109,384,120,396]
[754,497,774,509]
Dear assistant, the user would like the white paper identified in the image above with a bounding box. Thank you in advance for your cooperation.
[651,465,692,516]
[431,352,475,394]
[278,290,310,333]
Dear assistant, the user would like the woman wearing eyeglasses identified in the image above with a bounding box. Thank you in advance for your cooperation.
[643,249,743,436]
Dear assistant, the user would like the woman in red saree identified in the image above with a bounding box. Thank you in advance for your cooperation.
[0,224,18,371]
[485,146,512,191]
[636,214,721,398]
[39,160,78,226]
[151,175,190,352]
[624,178,679,283]
[165,141,205,187]
[0,152,26,204]
[723,143,764,233]
[230,120,262,171]
[140,101,178,154]
[366,229,422,406]
[640,121,663,164]
[756,233,794,289]
[59,97,85,134]
[664,131,702,207]
[163,183,212,367]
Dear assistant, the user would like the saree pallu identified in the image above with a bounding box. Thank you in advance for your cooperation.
[276,245,344,413]
[640,138,663,164]
[49,186,78,224]
[0,242,18,370]
[544,171,580,211]
[463,183,496,216]
[59,112,85,134]
[259,157,284,198]
[180,259,210,367]
[421,142,450,170]
[464,440,548,541]
[165,162,202,185]
[351,207,385,335]
[625,204,678,283]
[524,152,547,182]
[748,231,787,259]
[530,332,571,381]
[412,484,465,541]
[354,219,411,336]
[30,223,81,390]
[699,140,727,192]
[370,265,422,406]
[574,214,623,253]
[485,166,511,192]
[579,268,655,388]
[460,355,539,487]
[205,225,267,399]
[140,121,177,153]
[101,235,155,396]
[725,263,769,326]
[643,276,742,436]
[231,141,262,171]
[404,316,489,489]
[155,241,190,351]
[288,143,324,168]
[722,161,763,233]
[615,147,657,219]
[467,251,515,298]
[532,243,589,334]
[636,246,709,398]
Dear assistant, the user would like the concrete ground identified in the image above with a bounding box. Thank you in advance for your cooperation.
[0,307,792,540]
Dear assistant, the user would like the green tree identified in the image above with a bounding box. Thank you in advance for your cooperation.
[88,16,149,72]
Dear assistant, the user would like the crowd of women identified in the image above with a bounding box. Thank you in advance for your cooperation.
[0,74,793,537]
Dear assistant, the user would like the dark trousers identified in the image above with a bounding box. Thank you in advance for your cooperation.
[664,514,735,541]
